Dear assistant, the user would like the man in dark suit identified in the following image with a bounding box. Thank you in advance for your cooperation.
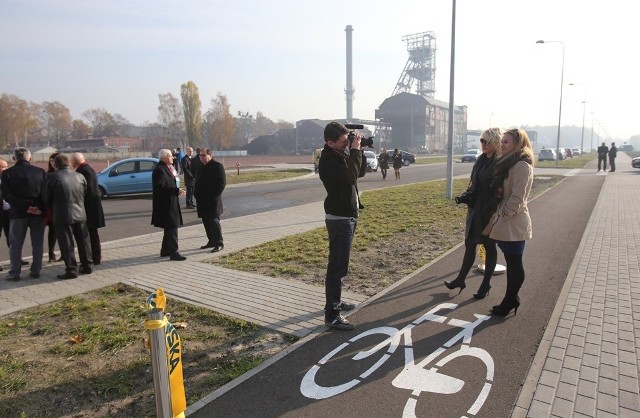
[1,148,46,281]
[194,148,226,252]
[608,142,617,172]
[152,149,186,261]
[181,147,196,209]
[71,153,106,264]
[597,142,609,172]
[43,154,92,279]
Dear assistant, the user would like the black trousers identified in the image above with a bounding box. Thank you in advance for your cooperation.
[56,222,92,273]
[161,228,179,256]
[609,157,616,172]
[202,217,223,246]
[89,228,101,263]
[598,155,607,171]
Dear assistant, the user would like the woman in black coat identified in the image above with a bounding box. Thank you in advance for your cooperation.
[445,128,502,298]
[152,149,185,260]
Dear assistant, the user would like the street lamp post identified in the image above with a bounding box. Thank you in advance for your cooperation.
[536,40,564,166]
[568,83,587,154]
[590,112,595,153]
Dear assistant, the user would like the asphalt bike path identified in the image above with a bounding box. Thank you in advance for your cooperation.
[190,173,605,418]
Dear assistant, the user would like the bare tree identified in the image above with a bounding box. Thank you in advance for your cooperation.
[158,93,183,144]
[42,101,72,147]
[82,108,119,137]
[71,119,91,139]
[180,81,202,147]
[0,94,37,148]
[204,92,236,151]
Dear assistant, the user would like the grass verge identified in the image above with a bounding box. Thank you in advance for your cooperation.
[0,283,296,417]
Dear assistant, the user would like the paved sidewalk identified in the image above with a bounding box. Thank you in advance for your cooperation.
[1,155,638,416]
[0,200,365,337]
[514,153,640,417]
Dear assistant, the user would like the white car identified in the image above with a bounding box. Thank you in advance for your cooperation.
[461,149,482,163]
[571,148,582,156]
[364,151,379,172]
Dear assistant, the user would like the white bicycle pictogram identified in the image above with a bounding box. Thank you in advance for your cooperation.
[300,303,494,417]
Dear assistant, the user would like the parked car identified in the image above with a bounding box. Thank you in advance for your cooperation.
[556,148,567,160]
[632,156,640,169]
[571,148,582,156]
[97,157,180,198]
[538,148,557,161]
[564,148,573,158]
[461,149,482,163]
[385,150,416,166]
[363,150,379,172]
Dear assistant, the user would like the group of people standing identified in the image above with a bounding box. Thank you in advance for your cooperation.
[151,147,226,261]
[317,123,536,330]
[377,148,404,180]
[445,128,535,316]
[1,148,104,281]
[597,142,618,172]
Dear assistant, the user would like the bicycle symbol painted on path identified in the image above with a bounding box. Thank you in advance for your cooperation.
[300,303,494,417]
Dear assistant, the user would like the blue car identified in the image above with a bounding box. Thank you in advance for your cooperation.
[97,157,180,198]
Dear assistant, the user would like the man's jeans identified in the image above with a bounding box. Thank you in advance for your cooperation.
[9,216,45,277]
[324,217,357,314]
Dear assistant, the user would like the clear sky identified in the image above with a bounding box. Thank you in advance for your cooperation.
[1,0,636,140]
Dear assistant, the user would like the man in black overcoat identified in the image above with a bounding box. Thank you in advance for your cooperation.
[1,147,46,281]
[194,148,226,252]
[152,149,186,261]
[71,153,106,265]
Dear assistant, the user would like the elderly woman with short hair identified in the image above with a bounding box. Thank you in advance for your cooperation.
[151,149,186,261]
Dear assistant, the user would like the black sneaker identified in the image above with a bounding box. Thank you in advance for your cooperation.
[325,315,355,330]
[338,301,356,311]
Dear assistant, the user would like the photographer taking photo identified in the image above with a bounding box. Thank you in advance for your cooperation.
[445,127,502,299]
[318,122,367,330]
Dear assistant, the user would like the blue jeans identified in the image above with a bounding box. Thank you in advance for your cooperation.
[9,216,45,277]
[324,218,357,314]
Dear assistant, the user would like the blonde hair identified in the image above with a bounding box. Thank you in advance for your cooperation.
[482,127,503,155]
[502,128,534,166]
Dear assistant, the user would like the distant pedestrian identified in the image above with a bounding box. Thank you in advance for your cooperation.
[43,153,93,280]
[45,152,61,262]
[483,128,534,316]
[176,147,184,174]
[318,122,367,330]
[1,148,46,281]
[71,153,106,265]
[194,148,226,252]
[597,142,608,171]
[378,148,390,180]
[392,148,403,179]
[181,147,196,209]
[152,149,186,261]
[608,142,617,172]
[191,147,204,182]
[445,127,502,299]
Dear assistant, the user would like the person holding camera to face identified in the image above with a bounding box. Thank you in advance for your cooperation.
[318,122,367,330]
[445,128,503,298]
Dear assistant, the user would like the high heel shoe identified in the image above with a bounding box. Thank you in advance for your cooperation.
[473,283,491,299]
[491,298,520,316]
[444,279,466,294]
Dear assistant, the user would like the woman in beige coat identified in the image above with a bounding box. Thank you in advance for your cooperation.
[483,128,534,316]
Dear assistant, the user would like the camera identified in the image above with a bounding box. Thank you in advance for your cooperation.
[345,124,374,148]
[454,190,475,206]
